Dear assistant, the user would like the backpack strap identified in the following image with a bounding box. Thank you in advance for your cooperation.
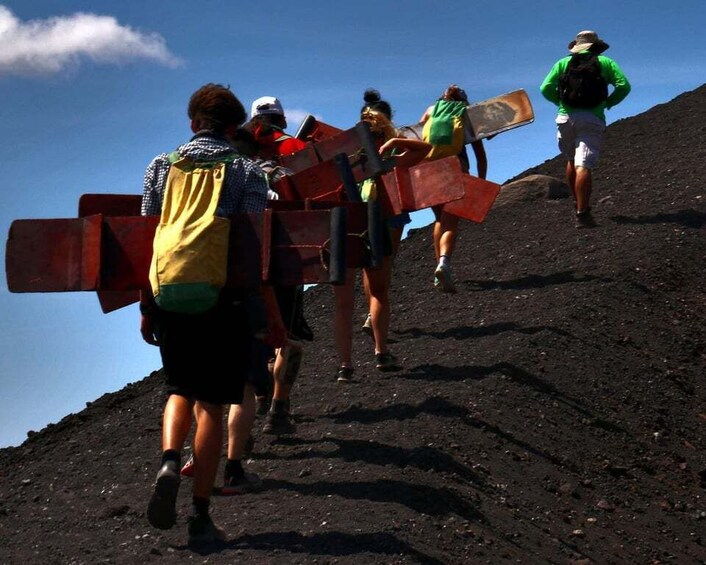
[167,151,237,169]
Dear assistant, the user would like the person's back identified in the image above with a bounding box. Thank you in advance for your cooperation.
[540,30,630,229]
[141,83,268,547]
[540,34,631,123]
[239,96,312,437]
[419,84,487,294]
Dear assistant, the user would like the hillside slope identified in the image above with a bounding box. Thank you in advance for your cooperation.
[1,85,704,565]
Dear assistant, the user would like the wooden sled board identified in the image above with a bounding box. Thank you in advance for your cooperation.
[274,158,346,202]
[295,115,344,143]
[380,156,466,216]
[281,121,391,183]
[442,176,501,223]
[79,193,142,217]
[399,89,534,143]
[78,194,144,311]
[6,210,343,295]
[269,200,374,268]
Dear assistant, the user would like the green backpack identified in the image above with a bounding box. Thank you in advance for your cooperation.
[148,152,235,314]
[422,99,468,161]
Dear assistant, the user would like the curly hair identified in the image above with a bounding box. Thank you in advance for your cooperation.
[187,83,247,134]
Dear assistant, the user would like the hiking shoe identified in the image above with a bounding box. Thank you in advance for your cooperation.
[375,351,402,372]
[180,454,194,478]
[262,409,296,435]
[221,471,263,495]
[434,264,457,293]
[187,514,226,547]
[575,208,597,229]
[336,366,354,383]
[361,314,373,338]
[147,460,181,530]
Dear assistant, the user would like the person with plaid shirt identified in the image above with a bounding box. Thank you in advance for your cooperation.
[141,83,268,547]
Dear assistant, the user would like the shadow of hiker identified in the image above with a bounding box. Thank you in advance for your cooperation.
[228,530,447,563]
[172,530,445,564]
[407,364,626,435]
[255,436,485,486]
[610,209,706,229]
[464,270,610,291]
[397,321,573,341]
[324,395,574,469]
[262,478,484,523]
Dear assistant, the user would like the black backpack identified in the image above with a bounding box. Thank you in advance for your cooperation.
[558,53,608,109]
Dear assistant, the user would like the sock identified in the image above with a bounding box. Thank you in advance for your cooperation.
[192,496,210,518]
[271,398,288,414]
[225,459,244,479]
[439,255,450,268]
[161,449,180,466]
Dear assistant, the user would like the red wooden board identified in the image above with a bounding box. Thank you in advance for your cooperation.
[79,194,142,217]
[6,211,343,295]
[441,175,501,223]
[281,122,390,183]
[295,116,344,143]
[380,156,466,216]
[268,200,371,268]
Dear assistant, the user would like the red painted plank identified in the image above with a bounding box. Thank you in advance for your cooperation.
[380,156,466,216]
[442,175,501,223]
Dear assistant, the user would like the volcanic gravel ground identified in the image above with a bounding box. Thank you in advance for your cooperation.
[1,85,705,564]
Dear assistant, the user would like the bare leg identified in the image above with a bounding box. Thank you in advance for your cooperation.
[432,205,459,264]
[162,394,193,452]
[436,211,460,261]
[270,342,302,403]
[192,401,223,500]
[226,383,256,461]
[565,160,577,206]
[364,257,392,354]
[432,206,443,263]
[363,227,401,354]
[432,209,460,293]
[574,166,593,212]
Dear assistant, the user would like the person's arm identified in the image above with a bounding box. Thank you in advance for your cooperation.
[141,157,165,216]
[539,59,564,106]
[239,162,269,213]
[602,57,631,109]
[379,137,432,168]
[470,140,487,179]
[418,104,434,124]
[139,290,159,346]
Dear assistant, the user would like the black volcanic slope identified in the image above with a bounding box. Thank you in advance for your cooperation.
[1,85,704,565]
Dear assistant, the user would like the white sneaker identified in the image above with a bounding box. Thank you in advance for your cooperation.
[434,264,457,293]
[361,313,373,337]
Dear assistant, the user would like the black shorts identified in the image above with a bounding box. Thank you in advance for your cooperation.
[156,290,251,405]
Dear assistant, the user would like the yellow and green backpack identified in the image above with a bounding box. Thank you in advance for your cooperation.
[422,99,468,161]
[148,152,235,314]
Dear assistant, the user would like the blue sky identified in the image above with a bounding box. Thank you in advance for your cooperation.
[0,0,704,448]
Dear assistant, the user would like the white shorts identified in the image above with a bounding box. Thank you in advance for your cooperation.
[556,112,606,169]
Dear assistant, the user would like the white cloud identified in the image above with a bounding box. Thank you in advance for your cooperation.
[0,5,181,76]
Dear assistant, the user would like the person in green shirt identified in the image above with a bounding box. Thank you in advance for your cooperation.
[540,30,631,228]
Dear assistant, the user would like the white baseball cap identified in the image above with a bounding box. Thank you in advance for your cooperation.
[251,96,284,118]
